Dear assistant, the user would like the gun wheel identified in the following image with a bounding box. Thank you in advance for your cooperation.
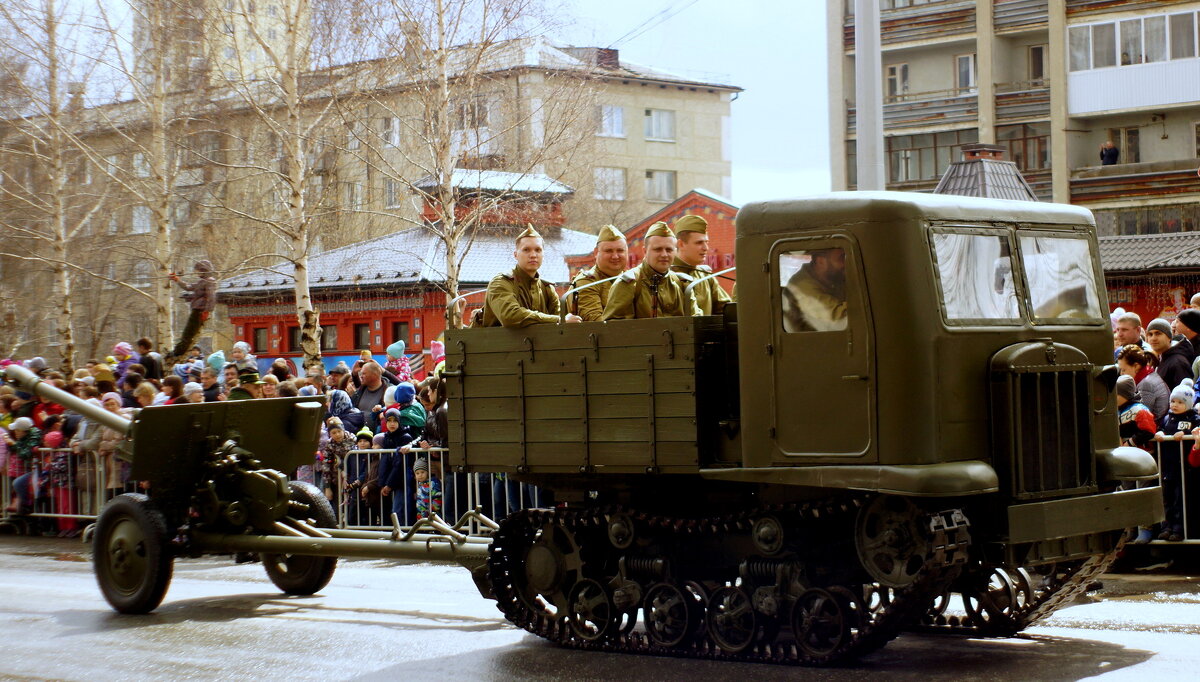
[93,493,174,614]
[261,482,338,595]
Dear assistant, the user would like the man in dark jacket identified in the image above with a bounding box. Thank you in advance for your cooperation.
[1175,309,1200,358]
[1148,318,1194,390]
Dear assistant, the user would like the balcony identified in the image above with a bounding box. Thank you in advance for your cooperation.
[1070,158,1200,203]
[994,0,1048,32]
[1069,58,1200,115]
[848,88,978,133]
[844,0,976,50]
[995,80,1050,121]
[1066,0,1177,18]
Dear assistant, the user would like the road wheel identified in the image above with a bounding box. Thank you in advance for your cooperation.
[93,493,174,614]
[261,481,338,595]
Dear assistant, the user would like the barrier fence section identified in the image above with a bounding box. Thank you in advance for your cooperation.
[330,449,547,532]
[0,447,137,536]
[1151,434,1200,541]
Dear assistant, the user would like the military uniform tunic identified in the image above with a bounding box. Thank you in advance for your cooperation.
[670,257,732,316]
[601,263,700,320]
[569,266,619,321]
[481,267,561,327]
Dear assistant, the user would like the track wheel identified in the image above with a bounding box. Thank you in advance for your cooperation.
[791,587,851,660]
[962,566,1019,632]
[93,493,174,614]
[261,481,338,595]
[707,586,756,653]
[567,578,616,641]
[643,582,695,648]
[856,495,928,588]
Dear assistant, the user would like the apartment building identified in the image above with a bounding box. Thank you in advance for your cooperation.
[829,0,1200,238]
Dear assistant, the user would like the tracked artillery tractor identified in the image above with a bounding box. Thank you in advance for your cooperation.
[2,192,1166,666]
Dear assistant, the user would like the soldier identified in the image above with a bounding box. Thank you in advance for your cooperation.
[783,247,848,332]
[569,224,629,321]
[672,215,733,316]
[481,225,582,327]
[602,222,700,320]
[227,366,265,400]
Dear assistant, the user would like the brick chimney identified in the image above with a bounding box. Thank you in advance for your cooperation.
[933,142,1039,201]
[960,143,1006,161]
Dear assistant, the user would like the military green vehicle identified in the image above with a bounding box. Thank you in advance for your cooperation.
[446,191,1163,664]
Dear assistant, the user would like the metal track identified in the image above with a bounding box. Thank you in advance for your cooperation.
[486,501,971,666]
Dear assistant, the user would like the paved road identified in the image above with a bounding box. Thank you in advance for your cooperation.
[1,535,1198,680]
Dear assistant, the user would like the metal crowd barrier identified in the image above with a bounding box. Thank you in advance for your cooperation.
[1,447,140,536]
[329,449,547,534]
[1150,433,1200,542]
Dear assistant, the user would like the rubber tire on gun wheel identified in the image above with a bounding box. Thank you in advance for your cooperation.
[93,493,174,614]
[261,481,338,595]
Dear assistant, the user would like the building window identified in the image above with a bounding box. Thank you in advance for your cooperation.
[1119,20,1142,65]
[1092,23,1118,68]
[132,261,152,289]
[1145,16,1167,62]
[133,152,149,177]
[598,105,624,137]
[1094,203,1200,236]
[1070,11,1198,71]
[381,116,401,146]
[643,109,675,141]
[1107,127,1140,163]
[253,327,268,352]
[886,129,978,183]
[344,182,362,210]
[319,324,338,351]
[594,167,626,200]
[954,54,976,92]
[1069,25,1090,71]
[287,326,301,352]
[132,205,152,233]
[1170,12,1196,60]
[346,121,362,150]
[104,154,119,176]
[267,28,277,40]
[107,214,119,235]
[384,179,401,208]
[997,123,1050,171]
[173,200,190,226]
[645,169,676,202]
[391,321,409,347]
[884,63,908,100]
[1028,45,1046,82]
[353,323,371,350]
[452,96,489,130]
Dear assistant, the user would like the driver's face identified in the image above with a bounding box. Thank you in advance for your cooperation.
[812,249,846,286]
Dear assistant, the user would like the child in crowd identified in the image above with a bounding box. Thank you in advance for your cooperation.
[4,417,42,514]
[1117,375,1158,544]
[321,417,353,504]
[385,341,412,384]
[413,458,441,520]
[1155,378,1197,542]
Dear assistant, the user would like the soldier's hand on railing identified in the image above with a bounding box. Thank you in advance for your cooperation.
[564,313,582,323]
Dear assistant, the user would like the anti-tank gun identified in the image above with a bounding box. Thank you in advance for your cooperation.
[0,364,493,613]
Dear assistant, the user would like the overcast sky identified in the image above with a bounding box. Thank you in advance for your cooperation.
[560,0,832,206]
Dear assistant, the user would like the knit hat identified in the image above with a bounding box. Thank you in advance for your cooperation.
[1115,374,1138,402]
[112,342,133,358]
[326,416,344,431]
[356,426,374,442]
[10,416,33,432]
[384,407,402,422]
[25,356,47,372]
[1147,318,1173,337]
[232,341,252,355]
[101,392,123,405]
[182,382,203,397]
[413,458,428,473]
[207,350,226,371]
[298,385,318,396]
[384,385,397,406]
[72,368,91,381]
[1171,378,1195,405]
[393,382,416,406]
[387,340,405,359]
[1179,309,1200,334]
[430,340,445,364]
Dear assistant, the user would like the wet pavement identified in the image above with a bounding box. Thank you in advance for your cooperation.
[1,535,1198,680]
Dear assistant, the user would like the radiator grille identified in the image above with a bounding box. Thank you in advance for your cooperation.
[996,367,1096,499]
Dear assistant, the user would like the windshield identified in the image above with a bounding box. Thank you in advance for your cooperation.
[931,231,1021,322]
[1018,234,1103,322]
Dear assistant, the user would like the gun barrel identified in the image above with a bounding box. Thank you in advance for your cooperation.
[2,364,131,435]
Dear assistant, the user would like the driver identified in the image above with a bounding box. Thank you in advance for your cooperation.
[783,248,848,332]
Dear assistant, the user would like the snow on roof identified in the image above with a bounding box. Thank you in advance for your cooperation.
[218,225,597,295]
[413,169,574,195]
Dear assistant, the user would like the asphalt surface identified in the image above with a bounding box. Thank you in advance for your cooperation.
[1,535,1198,680]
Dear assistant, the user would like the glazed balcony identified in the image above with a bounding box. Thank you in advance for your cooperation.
[1066,0,1182,19]
[848,88,978,133]
[995,80,1050,121]
[1070,158,1200,203]
[994,0,1048,32]
[843,0,976,50]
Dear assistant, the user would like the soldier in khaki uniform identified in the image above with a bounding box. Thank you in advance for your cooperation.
[569,225,629,321]
[481,226,583,327]
[602,222,700,320]
[672,215,733,316]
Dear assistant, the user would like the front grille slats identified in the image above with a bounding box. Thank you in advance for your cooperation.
[997,366,1096,500]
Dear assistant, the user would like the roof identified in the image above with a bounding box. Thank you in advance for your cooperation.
[737,191,1094,238]
[413,170,574,195]
[933,159,1039,202]
[218,225,597,295]
[1099,232,1200,272]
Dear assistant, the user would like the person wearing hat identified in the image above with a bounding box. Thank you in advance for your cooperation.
[4,416,41,514]
[227,367,265,400]
[1155,378,1197,542]
[671,215,733,316]
[481,225,582,327]
[412,458,441,520]
[783,246,849,333]
[1147,317,1194,392]
[569,225,629,321]
[602,222,700,320]
[1176,308,1200,357]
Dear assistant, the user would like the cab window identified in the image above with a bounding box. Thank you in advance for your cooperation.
[1018,233,1104,322]
[779,246,850,333]
[931,229,1022,324]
